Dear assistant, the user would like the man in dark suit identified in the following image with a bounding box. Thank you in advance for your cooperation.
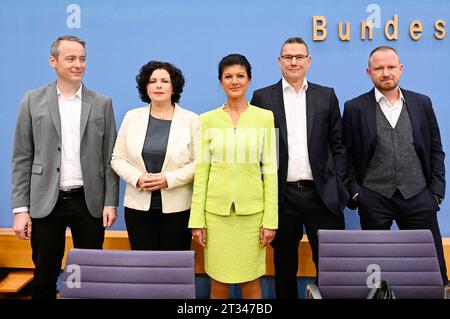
[251,37,349,299]
[11,35,119,298]
[343,46,447,284]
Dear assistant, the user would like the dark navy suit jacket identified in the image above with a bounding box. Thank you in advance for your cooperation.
[251,80,349,216]
[342,88,445,209]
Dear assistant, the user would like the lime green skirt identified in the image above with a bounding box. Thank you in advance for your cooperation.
[204,210,265,284]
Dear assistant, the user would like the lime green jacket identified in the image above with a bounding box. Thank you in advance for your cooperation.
[188,104,278,229]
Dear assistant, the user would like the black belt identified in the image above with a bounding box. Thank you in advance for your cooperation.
[287,180,315,189]
[59,187,84,200]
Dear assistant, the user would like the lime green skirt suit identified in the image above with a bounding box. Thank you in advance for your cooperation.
[188,104,278,283]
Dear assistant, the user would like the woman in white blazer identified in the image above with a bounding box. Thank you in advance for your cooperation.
[111,61,199,250]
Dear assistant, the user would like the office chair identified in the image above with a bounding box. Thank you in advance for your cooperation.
[59,249,195,299]
[306,229,445,299]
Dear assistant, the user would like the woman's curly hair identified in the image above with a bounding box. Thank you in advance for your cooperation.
[136,60,185,104]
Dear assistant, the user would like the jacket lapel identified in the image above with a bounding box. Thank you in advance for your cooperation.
[162,104,183,170]
[272,81,288,148]
[305,82,317,142]
[136,106,150,171]
[364,89,377,149]
[46,83,61,140]
[401,88,420,145]
[80,84,92,140]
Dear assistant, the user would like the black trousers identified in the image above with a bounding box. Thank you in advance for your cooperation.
[30,188,104,299]
[125,207,191,250]
[272,182,345,299]
[358,186,448,284]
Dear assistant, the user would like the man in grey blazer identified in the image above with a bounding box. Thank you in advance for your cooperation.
[11,35,119,299]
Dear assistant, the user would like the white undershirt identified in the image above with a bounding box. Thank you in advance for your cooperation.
[374,87,405,128]
[57,85,84,191]
[282,78,314,182]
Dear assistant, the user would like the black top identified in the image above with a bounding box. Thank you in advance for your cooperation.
[142,115,172,210]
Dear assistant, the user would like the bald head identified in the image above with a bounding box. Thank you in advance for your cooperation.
[368,46,400,68]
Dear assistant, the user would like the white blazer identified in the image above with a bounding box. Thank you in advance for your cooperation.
[111,104,199,213]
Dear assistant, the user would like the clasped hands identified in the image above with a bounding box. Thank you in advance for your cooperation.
[137,172,168,191]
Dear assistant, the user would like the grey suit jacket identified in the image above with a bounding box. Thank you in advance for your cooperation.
[11,83,119,218]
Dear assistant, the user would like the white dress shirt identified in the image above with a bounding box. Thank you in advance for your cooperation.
[375,87,405,128]
[57,85,84,191]
[282,78,314,182]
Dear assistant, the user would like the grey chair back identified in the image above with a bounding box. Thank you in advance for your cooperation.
[317,229,444,299]
[59,249,195,299]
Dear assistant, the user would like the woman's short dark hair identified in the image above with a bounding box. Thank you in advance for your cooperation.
[218,54,252,81]
[136,61,185,104]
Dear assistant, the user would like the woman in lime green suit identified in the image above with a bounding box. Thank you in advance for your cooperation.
[189,54,278,299]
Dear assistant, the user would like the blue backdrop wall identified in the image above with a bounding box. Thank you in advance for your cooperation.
[1,0,449,234]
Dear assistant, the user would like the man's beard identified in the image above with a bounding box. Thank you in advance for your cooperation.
[376,79,397,91]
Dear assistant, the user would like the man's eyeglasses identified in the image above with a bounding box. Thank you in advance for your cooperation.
[280,54,308,63]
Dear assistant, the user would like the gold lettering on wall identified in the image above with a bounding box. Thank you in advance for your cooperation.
[385,15,398,40]
[435,20,446,39]
[339,22,351,41]
[311,15,445,41]
[361,21,374,40]
[409,20,423,41]
[313,16,327,41]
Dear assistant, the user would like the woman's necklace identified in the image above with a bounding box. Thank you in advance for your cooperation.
[151,105,174,120]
